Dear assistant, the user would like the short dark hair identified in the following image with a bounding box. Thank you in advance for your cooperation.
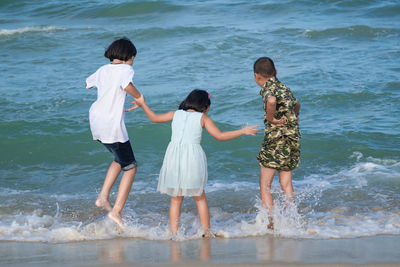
[178,89,211,113]
[253,57,276,78]
[104,37,137,61]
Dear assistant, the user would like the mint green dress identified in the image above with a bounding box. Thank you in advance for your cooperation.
[157,110,208,196]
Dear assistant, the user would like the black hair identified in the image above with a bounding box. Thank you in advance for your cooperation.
[253,57,277,78]
[104,37,137,61]
[178,89,211,113]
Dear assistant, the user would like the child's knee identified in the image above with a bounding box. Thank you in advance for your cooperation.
[280,180,293,193]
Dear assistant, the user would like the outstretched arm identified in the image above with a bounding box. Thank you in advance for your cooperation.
[124,83,143,112]
[203,115,259,141]
[130,94,174,123]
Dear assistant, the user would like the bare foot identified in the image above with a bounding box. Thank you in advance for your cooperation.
[95,198,112,211]
[202,229,211,238]
[267,217,274,230]
[108,211,124,229]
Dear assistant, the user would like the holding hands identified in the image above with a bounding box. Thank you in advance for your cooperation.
[126,94,145,112]
[126,93,260,138]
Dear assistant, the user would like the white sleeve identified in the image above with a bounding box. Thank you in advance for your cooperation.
[120,68,134,90]
[86,71,98,89]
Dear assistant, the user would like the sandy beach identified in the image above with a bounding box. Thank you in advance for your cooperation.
[1,235,399,266]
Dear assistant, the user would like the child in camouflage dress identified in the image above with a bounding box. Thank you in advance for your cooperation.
[253,57,301,229]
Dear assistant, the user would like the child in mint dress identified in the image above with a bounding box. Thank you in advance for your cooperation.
[131,89,259,237]
[158,109,207,197]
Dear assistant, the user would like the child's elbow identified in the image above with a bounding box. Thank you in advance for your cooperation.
[149,116,163,123]
[214,134,227,141]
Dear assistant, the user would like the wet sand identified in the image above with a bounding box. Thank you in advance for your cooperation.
[1,235,399,266]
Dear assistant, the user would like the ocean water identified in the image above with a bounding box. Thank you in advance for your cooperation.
[0,0,399,243]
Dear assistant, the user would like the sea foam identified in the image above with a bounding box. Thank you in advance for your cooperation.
[0,152,399,243]
[0,26,66,36]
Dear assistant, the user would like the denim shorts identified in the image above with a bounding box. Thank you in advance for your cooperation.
[101,140,137,171]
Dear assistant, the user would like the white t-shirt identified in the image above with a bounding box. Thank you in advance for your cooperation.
[86,64,134,144]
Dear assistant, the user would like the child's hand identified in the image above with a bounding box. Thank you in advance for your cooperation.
[242,123,260,136]
[125,102,140,112]
[272,117,286,126]
[125,94,145,112]
[135,94,145,106]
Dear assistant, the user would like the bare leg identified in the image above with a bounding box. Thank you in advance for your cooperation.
[260,167,276,211]
[96,161,121,211]
[278,170,295,203]
[170,196,184,235]
[108,167,137,227]
[193,191,210,237]
[260,166,276,229]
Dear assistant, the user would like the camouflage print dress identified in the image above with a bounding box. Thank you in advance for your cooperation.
[257,77,301,171]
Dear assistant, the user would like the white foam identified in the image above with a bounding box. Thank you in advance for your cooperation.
[206,180,257,193]
[0,188,33,196]
[0,152,399,243]
[0,26,67,36]
[0,196,399,243]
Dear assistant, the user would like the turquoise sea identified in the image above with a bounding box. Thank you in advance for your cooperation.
[0,0,399,243]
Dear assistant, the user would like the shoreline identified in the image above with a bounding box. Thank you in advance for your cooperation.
[1,235,399,266]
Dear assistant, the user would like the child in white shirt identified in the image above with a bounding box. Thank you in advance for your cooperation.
[86,37,142,227]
